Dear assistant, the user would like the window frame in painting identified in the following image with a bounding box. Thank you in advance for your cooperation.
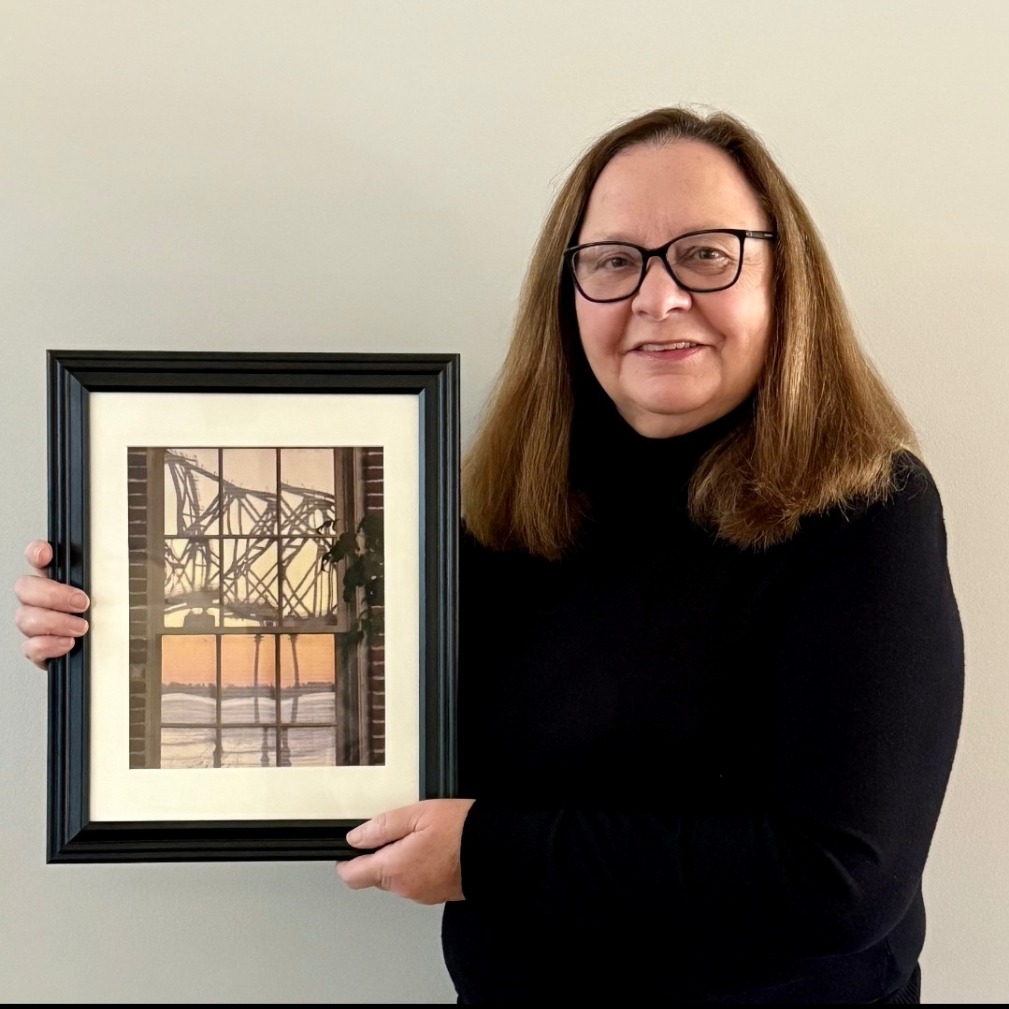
[46,350,458,862]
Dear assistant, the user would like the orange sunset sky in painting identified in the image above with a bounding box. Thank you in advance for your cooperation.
[162,634,337,688]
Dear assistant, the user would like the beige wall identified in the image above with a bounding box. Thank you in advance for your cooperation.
[1,1,1005,1002]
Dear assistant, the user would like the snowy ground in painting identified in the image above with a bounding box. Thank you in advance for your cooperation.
[159,692,339,767]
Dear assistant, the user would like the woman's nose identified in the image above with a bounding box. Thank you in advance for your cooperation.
[631,256,692,318]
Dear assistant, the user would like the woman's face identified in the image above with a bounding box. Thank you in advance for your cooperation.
[574,140,774,438]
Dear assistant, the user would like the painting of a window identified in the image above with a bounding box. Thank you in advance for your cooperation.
[127,446,385,769]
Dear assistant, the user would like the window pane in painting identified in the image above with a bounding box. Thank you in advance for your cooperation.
[221,538,279,627]
[282,538,338,623]
[161,635,217,724]
[222,448,278,535]
[220,728,278,767]
[164,448,220,536]
[280,634,337,723]
[164,538,220,628]
[284,727,338,767]
[221,634,277,725]
[161,728,218,769]
[281,448,337,534]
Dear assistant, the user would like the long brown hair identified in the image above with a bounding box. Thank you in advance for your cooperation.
[463,106,917,557]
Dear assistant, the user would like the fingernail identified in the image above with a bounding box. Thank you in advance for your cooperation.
[70,591,89,609]
[345,829,361,845]
[34,545,47,564]
[73,619,89,636]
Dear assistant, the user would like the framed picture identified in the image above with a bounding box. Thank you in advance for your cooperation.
[46,350,459,862]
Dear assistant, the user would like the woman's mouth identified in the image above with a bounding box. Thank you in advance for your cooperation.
[631,341,706,359]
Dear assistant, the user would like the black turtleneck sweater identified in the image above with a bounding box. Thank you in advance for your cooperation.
[442,402,963,1004]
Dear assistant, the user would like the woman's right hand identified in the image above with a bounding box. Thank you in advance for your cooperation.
[14,540,90,669]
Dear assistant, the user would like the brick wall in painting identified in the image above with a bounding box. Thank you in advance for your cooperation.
[127,447,149,768]
[363,446,385,766]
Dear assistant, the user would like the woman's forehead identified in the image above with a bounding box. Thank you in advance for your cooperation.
[579,140,769,242]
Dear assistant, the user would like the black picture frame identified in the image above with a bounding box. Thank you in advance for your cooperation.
[46,350,459,862]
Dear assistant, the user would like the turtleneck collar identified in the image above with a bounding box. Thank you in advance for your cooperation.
[570,367,751,529]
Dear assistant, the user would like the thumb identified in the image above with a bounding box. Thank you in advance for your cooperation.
[25,540,53,572]
[346,806,418,849]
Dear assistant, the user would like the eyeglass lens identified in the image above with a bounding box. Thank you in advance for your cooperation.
[570,231,745,300]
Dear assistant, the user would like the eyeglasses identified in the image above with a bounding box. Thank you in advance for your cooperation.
[564,228,777,303]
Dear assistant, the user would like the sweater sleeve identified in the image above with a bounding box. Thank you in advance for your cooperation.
[458,461,964,956]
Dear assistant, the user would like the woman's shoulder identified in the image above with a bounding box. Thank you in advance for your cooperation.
[848,450,944,532]
[887,449,940,504]
[782,450,953,575]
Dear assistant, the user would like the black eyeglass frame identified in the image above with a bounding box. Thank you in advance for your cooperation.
[563,228,778,302]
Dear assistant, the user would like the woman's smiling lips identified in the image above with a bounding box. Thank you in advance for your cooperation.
[629,340,708,361]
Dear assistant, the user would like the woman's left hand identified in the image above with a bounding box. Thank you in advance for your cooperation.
[336,798,476,904]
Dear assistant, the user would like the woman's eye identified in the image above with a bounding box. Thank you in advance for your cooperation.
[600,254,633,270]
[685,245,727,262]
[580,250,637,274]
[673,242,738,275]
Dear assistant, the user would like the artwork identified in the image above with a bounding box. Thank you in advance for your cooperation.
[46,351,459,862]
[131,445,386,771]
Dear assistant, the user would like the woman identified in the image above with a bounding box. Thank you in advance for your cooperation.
[16,107,963,1003]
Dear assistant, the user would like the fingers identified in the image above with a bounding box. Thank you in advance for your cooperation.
[15,601,89,639]
[336,852,386,891]
[336,799,473,904]
[14,603,88,669]
[14,573,90,614]
[14,540,89,671]
[24,540,53,572]
[338,807,421,896]
[21,635,77,670]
